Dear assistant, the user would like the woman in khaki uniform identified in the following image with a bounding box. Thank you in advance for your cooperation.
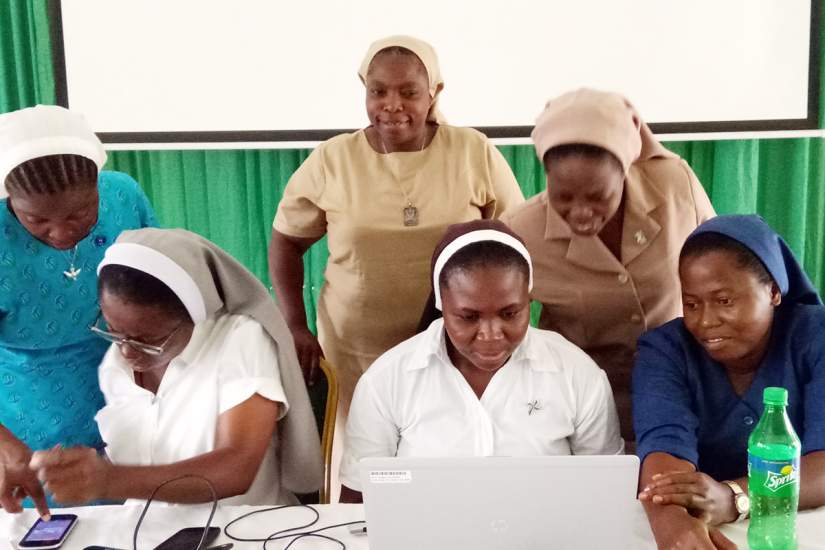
[269,35,523,492]
[503,89,714,442]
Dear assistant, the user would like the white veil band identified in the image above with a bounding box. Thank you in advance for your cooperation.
[98,242,207,323]
[432,229,533,310]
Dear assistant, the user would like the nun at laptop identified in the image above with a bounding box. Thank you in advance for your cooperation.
[340,220,623,503]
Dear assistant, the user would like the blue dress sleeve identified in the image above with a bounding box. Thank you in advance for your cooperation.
[632,321,700,467]
[801,309,825,455]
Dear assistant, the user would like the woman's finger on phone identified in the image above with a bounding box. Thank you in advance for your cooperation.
[26,479,50,521]
[0,461,49,518]
[12,464,51,520]
[16,468,51,521]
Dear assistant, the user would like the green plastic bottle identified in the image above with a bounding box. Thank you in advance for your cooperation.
[747,387,801,550]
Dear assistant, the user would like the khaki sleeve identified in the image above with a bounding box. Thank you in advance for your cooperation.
[273,148,328,238]
[683,160,715,224]
[482,142,525,219]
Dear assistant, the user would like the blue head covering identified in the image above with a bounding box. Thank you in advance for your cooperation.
[684,215,822,307]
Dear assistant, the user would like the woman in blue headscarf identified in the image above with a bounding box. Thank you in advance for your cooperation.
[632,215,825,549]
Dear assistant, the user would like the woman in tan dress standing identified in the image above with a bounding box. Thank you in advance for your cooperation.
[269,35,523,494]
[503,89,714,443]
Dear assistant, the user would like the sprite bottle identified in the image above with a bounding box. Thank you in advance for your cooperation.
[747,387,801,550]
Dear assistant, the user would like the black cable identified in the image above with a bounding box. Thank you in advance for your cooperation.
[282,533,345,550]
[265,519,367,542]
[132,474,219,550]
[223,505,319,542]
[224,505,366,549]
[261,521,357,550]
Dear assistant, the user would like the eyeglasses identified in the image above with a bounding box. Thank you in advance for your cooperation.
[89,312,184,356]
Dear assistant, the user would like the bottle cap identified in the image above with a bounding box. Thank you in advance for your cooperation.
[763,387,788,406]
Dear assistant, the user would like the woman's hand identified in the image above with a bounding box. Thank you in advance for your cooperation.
[639,471,738,525]
[650,509,738,550]
[707,529,738,550]
[290,325,324,384]
[268,228,324,385]
[664,523,737,550]
[29,447,111,505]
[0,459,49,519]
[0,428,49,519]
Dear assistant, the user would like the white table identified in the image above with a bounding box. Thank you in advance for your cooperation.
[2,503,824,549]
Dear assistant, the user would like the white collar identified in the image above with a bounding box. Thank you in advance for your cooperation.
[407,319,558,373]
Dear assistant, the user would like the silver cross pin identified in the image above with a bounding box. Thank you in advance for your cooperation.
[527,400,542,415]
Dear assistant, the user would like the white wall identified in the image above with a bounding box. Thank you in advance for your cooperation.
[59,0,815,143]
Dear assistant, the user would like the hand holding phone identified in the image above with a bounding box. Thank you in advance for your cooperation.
[17,514,78,549]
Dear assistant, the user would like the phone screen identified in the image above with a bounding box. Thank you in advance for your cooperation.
[19,515,78,548]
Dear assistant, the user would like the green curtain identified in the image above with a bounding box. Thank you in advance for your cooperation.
[0,1,53,109]
[2,1,824,334]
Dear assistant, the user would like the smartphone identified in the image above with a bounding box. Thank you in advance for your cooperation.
[154,527,221,550]
[17,514,78,549]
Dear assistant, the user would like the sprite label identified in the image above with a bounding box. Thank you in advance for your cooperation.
[749,454,800,496]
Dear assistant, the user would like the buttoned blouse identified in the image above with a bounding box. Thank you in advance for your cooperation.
[96,313,290,505]
[340,319,623,491]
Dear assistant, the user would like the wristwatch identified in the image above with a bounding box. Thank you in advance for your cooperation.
[723,480,750,522]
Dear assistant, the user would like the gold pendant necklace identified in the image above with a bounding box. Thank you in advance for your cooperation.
[377,130,427,227]
[63,245,81,280]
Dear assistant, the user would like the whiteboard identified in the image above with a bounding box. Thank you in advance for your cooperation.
[53,0,820,145]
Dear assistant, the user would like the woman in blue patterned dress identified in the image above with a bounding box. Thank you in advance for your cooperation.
[0,105,157,516]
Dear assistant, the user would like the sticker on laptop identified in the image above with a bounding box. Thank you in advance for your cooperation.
[368,470,412,484]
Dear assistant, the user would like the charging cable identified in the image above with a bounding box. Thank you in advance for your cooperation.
[224,505,366,549]
[132,475,218,550]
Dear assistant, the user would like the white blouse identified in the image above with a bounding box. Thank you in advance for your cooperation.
[96,312,290,504]
[340,319,623,491]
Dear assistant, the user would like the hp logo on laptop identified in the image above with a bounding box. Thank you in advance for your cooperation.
[490,519,509,534]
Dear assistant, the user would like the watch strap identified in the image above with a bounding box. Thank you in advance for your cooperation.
[723,480,749,522]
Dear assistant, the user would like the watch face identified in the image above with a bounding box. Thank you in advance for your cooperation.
[735,493,750,514]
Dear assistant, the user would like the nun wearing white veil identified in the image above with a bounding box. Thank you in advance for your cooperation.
[30,228,322,505]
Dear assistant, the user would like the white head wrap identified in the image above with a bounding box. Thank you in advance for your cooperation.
[98,242,208,323]
[433,229,533,310]
[0,105,106,198]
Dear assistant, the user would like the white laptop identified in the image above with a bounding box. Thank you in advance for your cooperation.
[360,455,640,550]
